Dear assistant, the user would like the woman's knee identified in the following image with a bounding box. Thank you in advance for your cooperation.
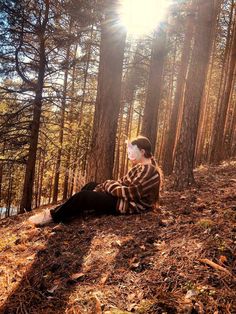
[80,182,98,191]
[75,190,93,204]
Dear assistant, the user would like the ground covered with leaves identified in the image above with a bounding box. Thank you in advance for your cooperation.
[0,161,236,314]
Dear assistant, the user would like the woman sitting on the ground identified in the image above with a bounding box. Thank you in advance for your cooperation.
[29,136,162,226]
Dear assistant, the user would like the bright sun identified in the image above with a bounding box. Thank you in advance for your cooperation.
[119,0,170,35]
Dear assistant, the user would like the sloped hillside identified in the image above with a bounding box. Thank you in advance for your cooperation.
[0,162,235,314]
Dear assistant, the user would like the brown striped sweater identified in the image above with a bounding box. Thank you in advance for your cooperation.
[94,158,160,214]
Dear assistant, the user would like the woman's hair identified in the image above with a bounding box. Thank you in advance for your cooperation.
[131,135,163,201]
[131,136,152,158]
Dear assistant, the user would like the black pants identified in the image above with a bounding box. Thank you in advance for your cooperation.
[50,182,118,223]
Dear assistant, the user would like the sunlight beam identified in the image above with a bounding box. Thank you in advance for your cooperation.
[119,0,170,36]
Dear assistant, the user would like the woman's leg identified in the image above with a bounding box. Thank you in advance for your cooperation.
[50,190,117,223]
[51,182,98,218]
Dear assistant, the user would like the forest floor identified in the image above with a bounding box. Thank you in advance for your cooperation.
[0,161,236,314]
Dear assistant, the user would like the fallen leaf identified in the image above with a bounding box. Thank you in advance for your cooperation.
[131,262,140,268]
[185,289,198,299]
[93,295,102,314]
[100,273,109,285]
[70,272,85,280]
[26,255,35,261]
[127,293,136,302]
[52,224,64,232]
[116,240,122,246]
[219,255,227,264]
[47,285,58,294]
[127,303,137,312]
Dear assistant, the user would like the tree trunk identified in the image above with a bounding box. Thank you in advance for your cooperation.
[86,0,126,182]
[209,0,235,157]
[174,0,216,189]
[77,26,94,127]
[210,10,236,163]
[20,1,49,212]
[194,49,215,165]
[0,141,6,202]
[6,169,13,217]
[141,28,166,151]
[62,154,70,200]
[224,70,236,158]
[114,43,144,178]
[38,148,45,206]
[52,23,72,203]
[0,162,3,202]
[48,162,55,204]
[34,149,41,208]
[63,44,78,199]
[162,9,194,175]
[159,36,177,165]
[72,26,94,181]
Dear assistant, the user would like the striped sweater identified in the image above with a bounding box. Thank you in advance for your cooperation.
[94,158,160,214]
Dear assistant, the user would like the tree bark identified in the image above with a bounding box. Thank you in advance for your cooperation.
[52,20,73,203]
[224,71,236,158]
[6,169,13,217]
[210,9,236,163]
[159,35,177,165]
[65,44,79,198]
[141,28,167,151]
[86,0,126,182]
[163,9,194,175]
[38,148,45,206]
[20,0,49,212]
[0,162,3,202]
[0,141,6,202]
[174,0,216,189]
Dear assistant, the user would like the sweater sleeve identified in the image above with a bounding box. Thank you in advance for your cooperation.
[101,164,148,201]
[93,183,105,193]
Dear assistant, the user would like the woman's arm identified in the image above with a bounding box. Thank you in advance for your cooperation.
[101,164,151,201]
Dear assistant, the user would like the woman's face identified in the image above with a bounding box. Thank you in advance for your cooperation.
[127,143,145,164]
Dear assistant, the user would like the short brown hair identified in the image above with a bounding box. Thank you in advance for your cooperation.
[131,136,152,158]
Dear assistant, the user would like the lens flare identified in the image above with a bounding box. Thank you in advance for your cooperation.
[119,0,170,35]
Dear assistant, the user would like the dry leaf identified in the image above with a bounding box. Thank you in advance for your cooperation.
[127,293,136,302]
[47,285,58,294]
[93,295,102,314]
[131,262,140,268]
[127,303,137,312]
[219,255,227,264]
[185,289,198,299]
[52,224,64,232]
[116,240,122,246]
[100,273,109,285]
[70,272,85,280]
[26,254,35,261]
